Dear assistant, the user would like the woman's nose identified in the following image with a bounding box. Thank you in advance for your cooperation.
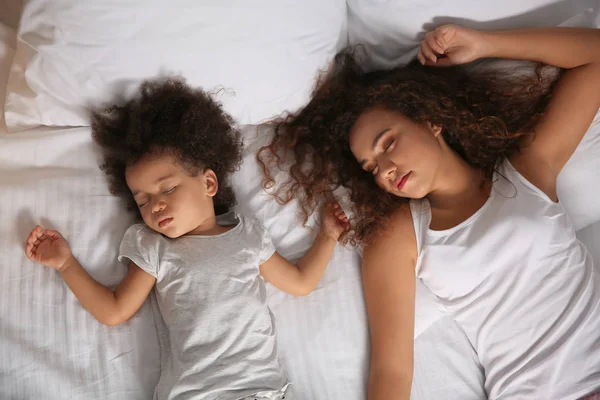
[380,157,397,179]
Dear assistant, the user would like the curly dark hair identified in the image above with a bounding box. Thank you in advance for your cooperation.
[92,78,244,217]
[258,50,559,244]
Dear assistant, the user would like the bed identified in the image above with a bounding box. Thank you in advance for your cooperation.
[0,1,598,399]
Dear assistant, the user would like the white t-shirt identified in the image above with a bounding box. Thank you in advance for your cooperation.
[119,212,288,400]
[410,160,600,400]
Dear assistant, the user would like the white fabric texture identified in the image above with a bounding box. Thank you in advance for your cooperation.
[0,20,15,131]
[5,0,347,131]
[410,159,600,400]
[0,125,487,400]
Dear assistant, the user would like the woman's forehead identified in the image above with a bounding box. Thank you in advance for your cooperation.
[351,108,398,144]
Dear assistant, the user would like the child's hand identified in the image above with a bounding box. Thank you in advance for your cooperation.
[25,226,73,271]
[321,201,350,241]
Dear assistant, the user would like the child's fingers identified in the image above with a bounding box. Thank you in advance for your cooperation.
[25,242,33,259]
[27,235,40,249]
[25,242,38,261]
[26,231,36,246]
[27,226,42,242]
[46,229,62,240]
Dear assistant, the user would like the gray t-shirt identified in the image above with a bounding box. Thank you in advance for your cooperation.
[118,212,287,400]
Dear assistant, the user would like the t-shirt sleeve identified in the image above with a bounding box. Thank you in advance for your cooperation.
[253,219,276,265]
[118,224,160,278]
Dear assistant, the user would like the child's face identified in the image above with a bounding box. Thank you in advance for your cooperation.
[125,153,218,238]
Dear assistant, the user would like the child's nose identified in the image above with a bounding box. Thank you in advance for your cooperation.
[152,199,166,214]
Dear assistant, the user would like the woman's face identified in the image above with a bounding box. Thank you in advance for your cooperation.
[349,107,444,199]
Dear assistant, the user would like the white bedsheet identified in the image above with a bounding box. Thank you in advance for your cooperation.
[0,125,488,400]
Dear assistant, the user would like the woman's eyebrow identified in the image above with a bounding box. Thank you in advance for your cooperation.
[359,128,391,166]
[372,128,390,151]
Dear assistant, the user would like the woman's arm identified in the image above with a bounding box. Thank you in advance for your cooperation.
[26,226,156,326]
[421,25,600,199]
[482,28,600,199]
[363,209,417,400]
[480,27,600,69]
[259,201,348,296]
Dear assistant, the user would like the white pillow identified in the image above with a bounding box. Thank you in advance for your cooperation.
[347,0,599,70]
[4,0,347,132]
[0,21,16,133]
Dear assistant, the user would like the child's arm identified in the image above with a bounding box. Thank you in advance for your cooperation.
[25,226,156,326]
[259,202,349,296]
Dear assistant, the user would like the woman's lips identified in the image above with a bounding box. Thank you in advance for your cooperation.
[395,171,412,191]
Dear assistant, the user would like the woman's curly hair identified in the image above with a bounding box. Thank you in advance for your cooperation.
[92,78,243,217]
[258,50,559,244]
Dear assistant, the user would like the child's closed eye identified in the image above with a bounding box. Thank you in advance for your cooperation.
[163,186,177,195]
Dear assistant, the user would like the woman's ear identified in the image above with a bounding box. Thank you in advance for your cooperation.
[427,122,443,137]
[203,169,219,197]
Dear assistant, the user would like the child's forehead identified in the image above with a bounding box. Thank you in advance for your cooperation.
[126,153,185,181]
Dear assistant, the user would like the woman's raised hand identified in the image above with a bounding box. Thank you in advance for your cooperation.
[418,24,488,67]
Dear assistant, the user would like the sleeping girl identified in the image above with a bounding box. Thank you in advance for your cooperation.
[24,78,349,400]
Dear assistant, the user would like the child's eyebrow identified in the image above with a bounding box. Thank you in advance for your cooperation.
[131,174,174,196]
[155,174,174,184]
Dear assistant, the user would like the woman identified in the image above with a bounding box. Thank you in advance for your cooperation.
[259,25,600,399]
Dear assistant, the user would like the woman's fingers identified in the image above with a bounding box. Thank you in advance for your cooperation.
[417,47,426,65]
[429,56,455,67]
[425,31,445,55]
[419,41,437,64]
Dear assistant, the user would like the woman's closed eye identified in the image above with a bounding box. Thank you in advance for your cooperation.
[367,139,394,175]
[384,138,395,152]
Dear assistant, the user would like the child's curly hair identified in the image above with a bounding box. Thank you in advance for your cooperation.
[258,51,558,244]
[92,78,244,217]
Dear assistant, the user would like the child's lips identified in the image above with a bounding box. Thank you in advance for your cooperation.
[158,217,173,228]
